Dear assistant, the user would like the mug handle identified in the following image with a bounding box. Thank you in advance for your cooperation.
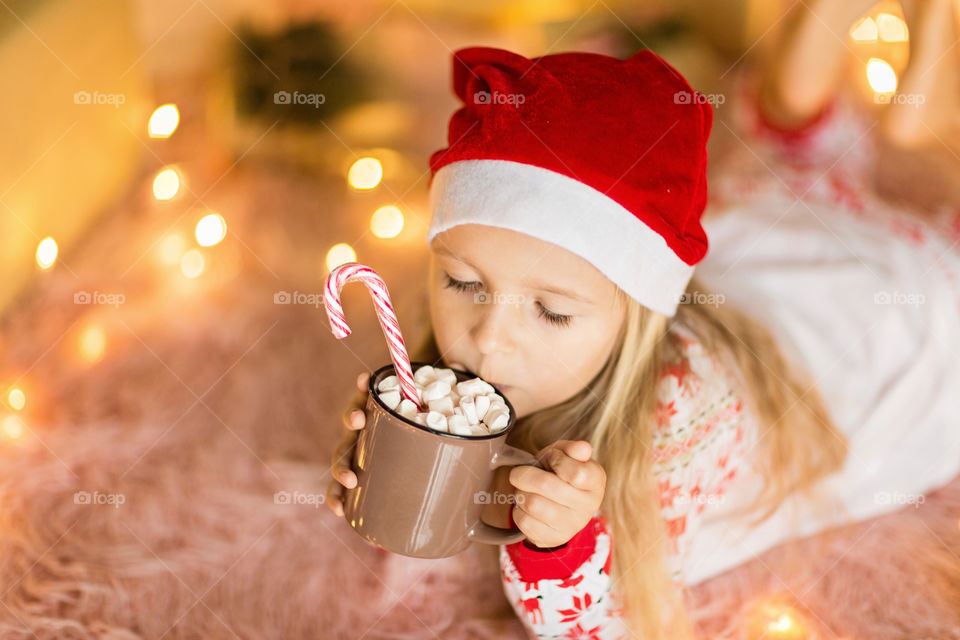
[465,444,545,546]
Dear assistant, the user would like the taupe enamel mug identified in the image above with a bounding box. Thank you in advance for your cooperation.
[341,361,544,558]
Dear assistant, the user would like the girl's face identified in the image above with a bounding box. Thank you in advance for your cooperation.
[429,224,626,418]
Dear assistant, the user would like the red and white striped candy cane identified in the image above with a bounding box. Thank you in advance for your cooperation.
[323,262,422,409]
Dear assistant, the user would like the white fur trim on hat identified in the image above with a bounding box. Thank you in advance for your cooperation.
[426,159,695,317]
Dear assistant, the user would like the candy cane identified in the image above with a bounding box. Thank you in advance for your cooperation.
[323,262,422,409]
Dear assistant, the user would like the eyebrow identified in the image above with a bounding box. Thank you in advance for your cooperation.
[434,246,595,305]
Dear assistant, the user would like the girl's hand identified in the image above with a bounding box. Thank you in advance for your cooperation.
[325,371,371,517]
[508,440,606,549]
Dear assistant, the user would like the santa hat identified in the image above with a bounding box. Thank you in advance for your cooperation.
[426,46,714,317]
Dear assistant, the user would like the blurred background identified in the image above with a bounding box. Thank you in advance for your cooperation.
[0,1,958,638]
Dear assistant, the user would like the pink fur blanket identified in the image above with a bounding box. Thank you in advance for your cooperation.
[1,165,958,639]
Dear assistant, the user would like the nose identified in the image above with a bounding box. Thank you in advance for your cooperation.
[471,295,516,356]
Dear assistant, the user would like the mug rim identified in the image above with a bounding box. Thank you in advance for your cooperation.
[368,361,518,440]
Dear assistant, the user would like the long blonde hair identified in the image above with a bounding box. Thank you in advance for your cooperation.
[410,275,848,639]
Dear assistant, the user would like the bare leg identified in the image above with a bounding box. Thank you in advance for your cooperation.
[759,0,880,128]
[880,0,960,153]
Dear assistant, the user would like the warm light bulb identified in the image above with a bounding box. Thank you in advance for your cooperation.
[180,249,205,278]
[370,205,404,238]
[866,58,897,94]
[348,157,383,189]
[36,237,58,269]
[326,243,357,272]
[7,388,25,411]
[78,325,107,363]
[148,104,180,138]
[194,213,227,247]
[153,167,181,200]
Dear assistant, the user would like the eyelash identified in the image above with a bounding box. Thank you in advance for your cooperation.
[443,274,573,328]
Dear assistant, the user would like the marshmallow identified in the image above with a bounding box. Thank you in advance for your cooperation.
[456,378,495,397]
[468,424,490,436]
[425,411,448,432]
[413,365,438,386]
[474,394,491,421]
[482,406,510,431]
[459,396,479,424]
[377,375,400,393]
[448,414,471,435]
[427,396,454,414]
[436,368,457,387]
[377,366,512,435]
[422,379,452,402]
[379,389,401,411]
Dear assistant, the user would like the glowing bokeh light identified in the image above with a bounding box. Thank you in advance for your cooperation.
[181,249,205,278]
[153,167,181,200]
[36,237,58,269]
[348,157,383,190]
[1,416,24,441]
[7,388,25,411]
[148,104,180,138]
[79,325,107,363]
[866,58,898,94]
[325,243,356,272]
[194,213,227,247]
[157,233,187,265]
[850,16,878,42]
[370,205,404,238]
[877,13,908,42]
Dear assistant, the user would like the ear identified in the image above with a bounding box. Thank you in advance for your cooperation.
[450,46,563,109]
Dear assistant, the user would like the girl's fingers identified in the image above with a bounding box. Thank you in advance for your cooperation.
[357,371,370,392]
[343,408,365,431]
[331,435,358,488]
[325,478,345,517]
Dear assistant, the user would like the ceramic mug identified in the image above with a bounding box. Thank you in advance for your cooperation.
[342,361,544,558]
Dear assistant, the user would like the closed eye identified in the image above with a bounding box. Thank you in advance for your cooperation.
[443,273,573,328]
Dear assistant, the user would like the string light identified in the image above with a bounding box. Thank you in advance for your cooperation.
[36,237,58,269]
[6,388,25,411]
[180,249,205,278]
[325,243,356,272]
[195,213,227,247]
[850,17,878,42]
[370,205,404,238]
[153,167,181,200]
[876,13,908,42]
[148,104,180,138]
[347,157,383,189]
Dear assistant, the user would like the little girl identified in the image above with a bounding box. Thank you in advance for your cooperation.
[326,8,960,639]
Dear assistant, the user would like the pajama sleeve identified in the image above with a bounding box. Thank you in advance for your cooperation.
[498,328,755,637]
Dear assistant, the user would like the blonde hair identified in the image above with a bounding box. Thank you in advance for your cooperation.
[410,275,848,639]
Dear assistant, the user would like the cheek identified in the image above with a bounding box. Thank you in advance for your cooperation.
[523,321,614,406]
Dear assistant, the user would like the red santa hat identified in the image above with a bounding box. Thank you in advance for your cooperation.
[426,46,714,317]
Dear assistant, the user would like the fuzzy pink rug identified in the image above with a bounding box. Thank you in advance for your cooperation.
[1,151,959,640]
